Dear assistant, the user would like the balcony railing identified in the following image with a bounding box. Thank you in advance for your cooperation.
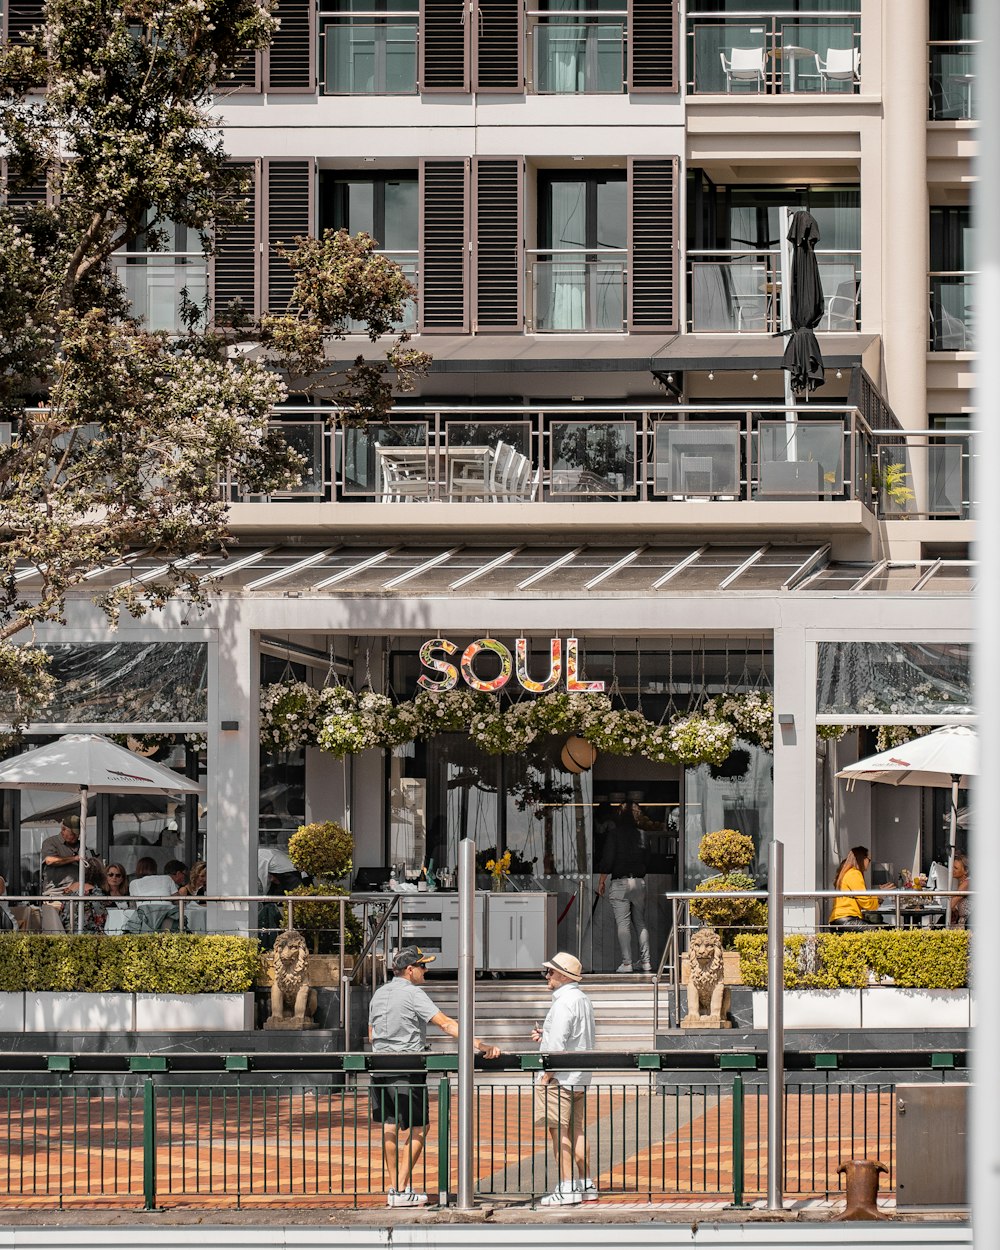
[929,272,975,350]
[686,9,860,96]
[687,250,861,334]
[226,405,976,521]
[527,250,627,333]
[319,11,418,94]
[527,10,626,94]
[928,41,977,120]
[111,253,209,334]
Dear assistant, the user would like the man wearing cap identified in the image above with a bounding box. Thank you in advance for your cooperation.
[368,945,500,1208]
[39,817,93,932]
[531,951,597,1205]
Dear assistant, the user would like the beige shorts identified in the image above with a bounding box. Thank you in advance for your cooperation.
[533,1082,587,1136]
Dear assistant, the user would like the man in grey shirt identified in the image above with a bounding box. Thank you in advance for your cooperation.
[368,946,499,1208]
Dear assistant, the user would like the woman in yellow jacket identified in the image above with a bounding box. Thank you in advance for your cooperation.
[829,846,880,927]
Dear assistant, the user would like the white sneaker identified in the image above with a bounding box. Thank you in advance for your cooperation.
[616,961,634,973]
[540,1183,582,1207]
[387,1187,428,1208]
[576,1178,599,1202]
[640,962,653,973]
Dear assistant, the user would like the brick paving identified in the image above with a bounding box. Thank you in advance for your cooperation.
[0,1084,895,1210]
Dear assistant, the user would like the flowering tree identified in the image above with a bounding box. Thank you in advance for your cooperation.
[0,0,428,732]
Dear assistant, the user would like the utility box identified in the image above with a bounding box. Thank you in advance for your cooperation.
[895,1082,968,1209]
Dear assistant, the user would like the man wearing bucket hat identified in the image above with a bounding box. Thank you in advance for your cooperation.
[531,951,597,1205]
[369,945,500,1207]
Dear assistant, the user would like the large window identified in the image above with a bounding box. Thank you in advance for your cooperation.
[534,0,626,94]
[930,206,974,350]
[321,0,418,94]
[534,172,627,332]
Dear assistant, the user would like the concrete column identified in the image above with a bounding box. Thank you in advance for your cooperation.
[209,613,257,929]
[880,0,929,432]
[771,624,814,897]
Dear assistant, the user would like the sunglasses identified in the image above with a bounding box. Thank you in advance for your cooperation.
[542,969,556,979]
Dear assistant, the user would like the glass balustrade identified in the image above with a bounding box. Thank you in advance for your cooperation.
[321,13,418,94]
[529,252,627,332]
[928,42,976,120]
[687,12,860,96]
[688,252,860,333]
[929,273,975,350]
[111,254,209,334]
[531,13,625,93]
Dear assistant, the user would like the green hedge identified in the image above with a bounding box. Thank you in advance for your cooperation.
[734,930,970,990]
[0,934,261,994]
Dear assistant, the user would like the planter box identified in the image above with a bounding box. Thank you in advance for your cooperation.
[861,987,969,1030]
[258,954,353,989]
[0,993,25,1032]
[27,992,134,1033]
[682,951,743,987]
[752,989,861,1030]
[135,992,254,1031]
[751,987,970,1030]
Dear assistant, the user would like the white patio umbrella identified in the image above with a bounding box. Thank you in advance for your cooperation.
[836,725,977,926]
[0,734,202,931]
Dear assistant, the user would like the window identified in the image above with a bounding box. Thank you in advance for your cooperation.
[321,0,418,94]
[930,207,974,350]
[534,0,626,94]
[534,172,627,332]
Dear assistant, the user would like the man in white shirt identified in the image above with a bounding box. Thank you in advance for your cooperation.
[531,951,597,1206]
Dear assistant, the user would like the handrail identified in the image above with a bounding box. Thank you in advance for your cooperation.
[341,893,404,1045]
[526,247,628,256]
[687,7,860,15]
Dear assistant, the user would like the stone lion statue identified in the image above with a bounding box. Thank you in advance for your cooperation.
[681,927,732,1029]
[265,929,318,1030]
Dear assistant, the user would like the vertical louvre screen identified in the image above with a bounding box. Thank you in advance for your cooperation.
[475,0,522,91]
[267,0,316,90]
[3,160,48,209]
[214,163,259,321]
[266,161,313,312]
[420,160,469,331]
[420,0,470,91]
[5,0,45,42]
[225,51,262,92]
[627,0,677,93]
[629,157,678,331]
[474,158,521,330]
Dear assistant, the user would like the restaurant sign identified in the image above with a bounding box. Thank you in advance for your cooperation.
[418,637,605,694]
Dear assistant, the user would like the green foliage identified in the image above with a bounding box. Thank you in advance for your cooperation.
[287,821,353,880]
[690,873,768,946]
[0,934,260,993]
[280,886,362,954]
[734,930,970,990]
[698,829,755,872]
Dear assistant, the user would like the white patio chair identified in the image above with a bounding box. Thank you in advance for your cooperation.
[489,441,515,500]
[375,442,432,502]
[719,47,766,93]
[816,46,859,91]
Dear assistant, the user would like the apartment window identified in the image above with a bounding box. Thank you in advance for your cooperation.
[534,173,627,332]
[929,207,974,350]
[323,173,419,328]
[322,0,419,94]
[114,216,208,334]
[533,0,626,94]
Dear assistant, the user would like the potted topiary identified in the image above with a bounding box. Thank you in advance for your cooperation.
[277,821,360,982]
[687,829,767,983]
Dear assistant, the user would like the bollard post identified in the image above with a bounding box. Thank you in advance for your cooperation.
[142,1077,157,1211]
[729,1074,748,1209]
[456,837,476,1209]
[437,1075,451,1207]
[766,837,784,1211]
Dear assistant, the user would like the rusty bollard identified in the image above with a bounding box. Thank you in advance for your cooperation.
[838,1158,888,1220]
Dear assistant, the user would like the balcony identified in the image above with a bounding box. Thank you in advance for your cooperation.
[527,251,627,333]
[686,9,860,96]
[929,272,975,351]
[928,41,976,120]
[688,251,861,334]
[528,10,626,94]
[226,405,975,523]
[320,10,418,94]
[111,253,209,334]
[346,251,418,332]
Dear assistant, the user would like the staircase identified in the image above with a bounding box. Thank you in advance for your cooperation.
[417,976,661,1053]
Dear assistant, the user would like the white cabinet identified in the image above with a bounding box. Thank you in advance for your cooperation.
[438,894,485,970]
[396,893,484,972]
[486,893,557,971]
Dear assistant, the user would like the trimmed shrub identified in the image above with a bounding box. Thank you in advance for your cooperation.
[287,820,353,880]
[698,829,755,872]
[734,930,970,990]
[0,934,260,994]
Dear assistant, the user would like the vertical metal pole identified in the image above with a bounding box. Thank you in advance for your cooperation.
[437,1076,451,1208]
[456,837,476,1209]
[142,1077,156,1210]
[766,838,784,1211]
[974,6,1000,1244]
[730,1073,747,1208]
[77,786,88,934]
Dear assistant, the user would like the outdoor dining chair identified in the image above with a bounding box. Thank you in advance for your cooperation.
[815,46,860,91]
[719,47,766,93]
[374,442,433,502]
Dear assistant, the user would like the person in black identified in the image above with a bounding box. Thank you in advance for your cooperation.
[597,801,651,973]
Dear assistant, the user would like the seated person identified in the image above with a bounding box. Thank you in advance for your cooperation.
[829,845,880,927]
[950,853,971,928]
[129,872,179,899]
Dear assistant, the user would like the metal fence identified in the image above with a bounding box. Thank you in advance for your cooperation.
[0,1057,934,1211]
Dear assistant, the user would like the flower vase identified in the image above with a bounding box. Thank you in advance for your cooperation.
[491,876,507,893]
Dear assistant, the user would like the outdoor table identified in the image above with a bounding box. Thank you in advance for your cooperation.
[897,904,946,928]
[769,45,815,94]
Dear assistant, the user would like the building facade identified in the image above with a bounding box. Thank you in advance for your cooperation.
[2,0,976,970]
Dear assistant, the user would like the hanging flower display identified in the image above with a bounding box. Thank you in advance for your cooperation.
[260,681,778,768]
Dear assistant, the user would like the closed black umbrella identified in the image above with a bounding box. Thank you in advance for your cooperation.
[781,209,826,395]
